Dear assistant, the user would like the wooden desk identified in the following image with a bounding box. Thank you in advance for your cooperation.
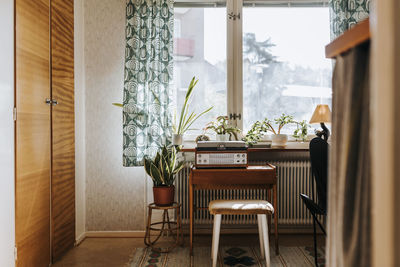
[189,164,279,255]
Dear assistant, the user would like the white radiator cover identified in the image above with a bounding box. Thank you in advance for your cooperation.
[175,160,320,226]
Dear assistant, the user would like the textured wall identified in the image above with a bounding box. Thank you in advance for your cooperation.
[84,0,147,231]
[74,0,86,239]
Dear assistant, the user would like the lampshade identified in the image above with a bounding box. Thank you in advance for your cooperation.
[309,104,331,124]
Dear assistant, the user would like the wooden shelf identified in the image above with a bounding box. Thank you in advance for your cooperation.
[325,18,370,58]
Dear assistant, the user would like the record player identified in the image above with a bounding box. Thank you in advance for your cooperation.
[195,141,248,168]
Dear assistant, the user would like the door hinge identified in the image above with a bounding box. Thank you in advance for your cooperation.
[229,113,242,120]
[13,107,17,121]
[228,12,241,20]
[14,246,17,261]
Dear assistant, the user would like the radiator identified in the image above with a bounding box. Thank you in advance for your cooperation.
[175,160,319,226]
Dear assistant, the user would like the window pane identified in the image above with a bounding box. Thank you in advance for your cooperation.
[173,8,227,136]
[242,7,332,134]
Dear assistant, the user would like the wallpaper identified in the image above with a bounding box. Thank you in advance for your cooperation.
[84,0,148,231]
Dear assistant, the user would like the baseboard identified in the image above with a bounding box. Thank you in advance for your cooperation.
[84,231,146,238]
[75,232,86,246]
[75,226,319,242]
[180,224,323,235]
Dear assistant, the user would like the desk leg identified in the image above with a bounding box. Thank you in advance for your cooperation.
[189,178,194,256]
[273,183,279,255]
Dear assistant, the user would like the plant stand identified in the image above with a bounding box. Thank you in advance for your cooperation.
[144,202,183,253]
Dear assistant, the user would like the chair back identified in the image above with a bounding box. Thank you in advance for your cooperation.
[309,137,328,212]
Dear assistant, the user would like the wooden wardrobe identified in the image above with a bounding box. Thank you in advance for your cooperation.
[15,0,75,266]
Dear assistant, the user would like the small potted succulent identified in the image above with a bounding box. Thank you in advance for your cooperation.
[172,77,213,145]
[144,145,185,206]
[269,114,294,147]
[205,116,241,141]
[243,114,294,147]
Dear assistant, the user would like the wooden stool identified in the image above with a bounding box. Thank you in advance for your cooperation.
[144,202,183,253]
[209,200,274,267]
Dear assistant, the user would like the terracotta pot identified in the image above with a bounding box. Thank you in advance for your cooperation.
[153,185,175,206]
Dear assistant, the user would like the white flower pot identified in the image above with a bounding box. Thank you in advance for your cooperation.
[172,134,183,145]
[271,134,288,148]
[216,134,229,141]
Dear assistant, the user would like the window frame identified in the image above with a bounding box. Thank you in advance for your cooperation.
[174,0,331,140]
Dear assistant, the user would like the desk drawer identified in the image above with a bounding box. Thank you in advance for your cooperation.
[191,169,276,185]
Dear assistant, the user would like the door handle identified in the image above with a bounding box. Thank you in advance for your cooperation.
[45,98,58,106]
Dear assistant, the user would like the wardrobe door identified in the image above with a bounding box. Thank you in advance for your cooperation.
[15,0,51,266]
[50,0,75,261]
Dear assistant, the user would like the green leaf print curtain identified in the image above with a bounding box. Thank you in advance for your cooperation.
[123,0,173,166]
[330,0,370,39]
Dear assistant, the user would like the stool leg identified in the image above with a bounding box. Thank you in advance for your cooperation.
[211,214,221,267]
[261,214,271,267]
[257,214,265,259]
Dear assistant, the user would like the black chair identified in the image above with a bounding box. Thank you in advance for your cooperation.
[300,137,328,267]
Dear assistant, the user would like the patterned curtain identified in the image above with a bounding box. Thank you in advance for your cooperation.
[123,0,174,166]
[330,0,370,39]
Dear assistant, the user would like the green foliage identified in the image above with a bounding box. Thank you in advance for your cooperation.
[204,116,241,140]
[292,120,310,141]
[274,114,294,134]
[144,145,185,186]
[242,114,297,145]
[242,120,268,145]
[112,103,123,107]
[173,77,213,135]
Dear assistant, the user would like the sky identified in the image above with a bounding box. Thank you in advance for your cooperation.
[204,7,332,70]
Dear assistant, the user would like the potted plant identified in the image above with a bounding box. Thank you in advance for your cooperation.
[242,120,269,145]
[205,116,241,141]
[242,114,294,147]
[144,145,185,206]
[172,77,213,145]
[269,114,294,147]
[293,120,310,142]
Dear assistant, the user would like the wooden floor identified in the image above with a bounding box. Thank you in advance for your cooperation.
[53,234,325,267]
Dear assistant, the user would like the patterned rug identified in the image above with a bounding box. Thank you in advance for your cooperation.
[127,245,325,267]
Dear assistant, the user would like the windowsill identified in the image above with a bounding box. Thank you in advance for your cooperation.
[180,139,310,153]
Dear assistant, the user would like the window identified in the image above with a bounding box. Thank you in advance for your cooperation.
[173,1,331,137]
[173,7,227,135]
[242,7,332,133]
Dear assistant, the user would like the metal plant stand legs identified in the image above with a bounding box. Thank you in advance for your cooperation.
[144,202,183,253]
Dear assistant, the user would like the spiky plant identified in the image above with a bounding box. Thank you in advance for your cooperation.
[144,145,185,186]
[173,77,213,135]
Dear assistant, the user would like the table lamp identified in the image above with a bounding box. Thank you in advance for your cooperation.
[309,104,331,141]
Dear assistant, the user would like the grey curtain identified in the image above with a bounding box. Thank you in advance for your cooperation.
[327,43,371,266]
